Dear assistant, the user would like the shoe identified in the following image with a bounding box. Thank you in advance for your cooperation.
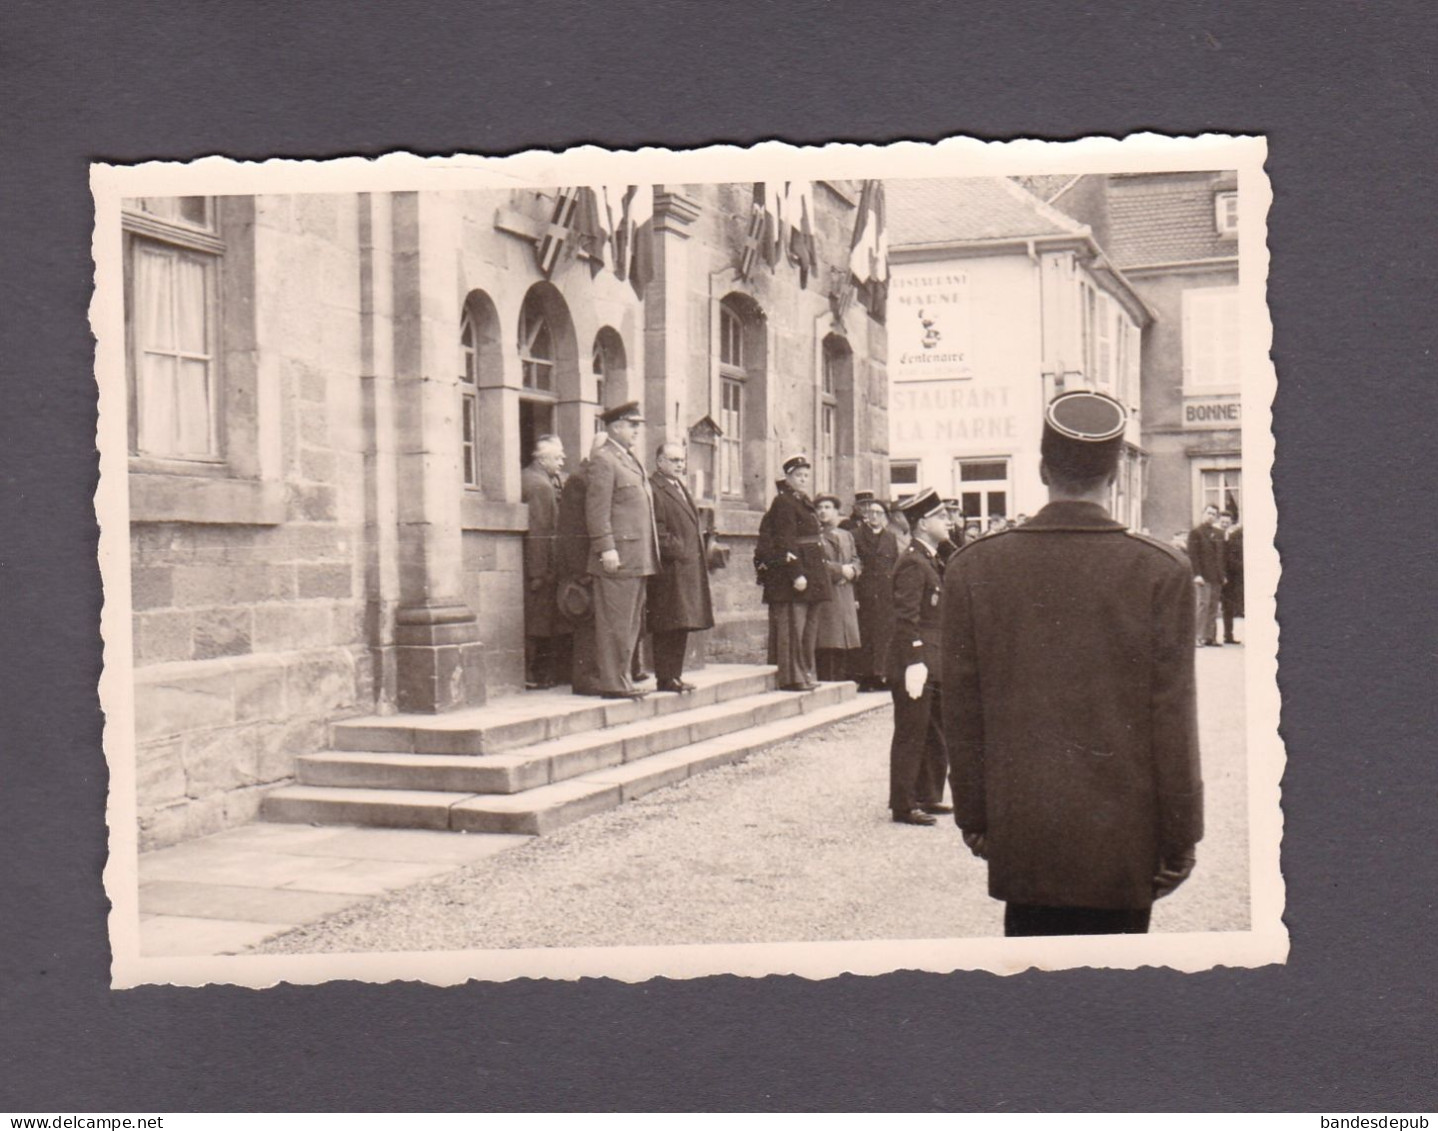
[921,802,954,815]
[525,680,557,691]
[656,679,695,693]
[892,809,937,826]
[632,670,652,683]
[778,683,812,692]
[601,689,648,700]
[1224,637,1237,644]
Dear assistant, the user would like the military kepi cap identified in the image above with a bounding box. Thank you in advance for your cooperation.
[853,490,876,504]
[1041,390,1127,478]
[600,400,644,424]
[899,487,945,526]
[781,453,811,474]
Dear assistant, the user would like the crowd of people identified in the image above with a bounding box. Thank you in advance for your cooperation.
[519,392,1208,938]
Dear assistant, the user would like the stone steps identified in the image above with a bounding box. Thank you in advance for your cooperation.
[262,669,885,836]
[294,683,849,794]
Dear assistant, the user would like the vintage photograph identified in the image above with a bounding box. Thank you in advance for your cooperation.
[95,137,1286,986]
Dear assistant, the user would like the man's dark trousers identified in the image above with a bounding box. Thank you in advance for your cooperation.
[888,681,948,813]
[652,629,688,684]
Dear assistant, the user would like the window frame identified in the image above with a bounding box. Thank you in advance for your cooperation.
[459,308,481,488]
[123,197,226,467]
[953,456,1012,523]
[1215,191,1239,238]
[1182,285,1242,394]
[718,375,744,498]
[518,302,557,393]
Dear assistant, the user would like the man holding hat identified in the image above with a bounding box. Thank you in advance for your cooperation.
[942,390,1204,936]
[585,401,660,699]
[755,454,832,690]
[887,487,954,825]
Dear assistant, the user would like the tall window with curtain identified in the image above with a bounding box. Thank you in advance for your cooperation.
[124,197,222,460]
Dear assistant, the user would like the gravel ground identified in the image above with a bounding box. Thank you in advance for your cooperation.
[258,646,1250,954]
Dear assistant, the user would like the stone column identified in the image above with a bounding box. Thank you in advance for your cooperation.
[645,188,702,453]
[388,192,485,712]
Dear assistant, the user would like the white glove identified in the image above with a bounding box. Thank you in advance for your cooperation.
[793,574,808,592]
[904,662,927,700]
[600,549,620,574]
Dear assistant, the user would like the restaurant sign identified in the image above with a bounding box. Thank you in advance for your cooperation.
[891,268,974,381]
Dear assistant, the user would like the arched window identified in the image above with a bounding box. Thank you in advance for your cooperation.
[820,334,853,495]
[519,303,555,392]
[459,309,480,487]
[591,326,628,434]
[459,289,502,492]
[516,284,578,472]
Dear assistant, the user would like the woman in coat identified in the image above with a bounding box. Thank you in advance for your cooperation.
[813,494,862,681]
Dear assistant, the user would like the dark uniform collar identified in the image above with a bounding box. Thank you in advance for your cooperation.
[1020,500,1127,533]
[776,481,813,506]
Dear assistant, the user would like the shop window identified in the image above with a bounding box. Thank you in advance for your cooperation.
[1199,466,1242,521]
[1182,286,1241,391]
[889,459,919,493]
[955,458,1011,522]
[1215,191,1239,238]
[124,197,223,461]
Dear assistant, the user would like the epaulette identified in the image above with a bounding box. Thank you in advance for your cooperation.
[1123,529,1191,567]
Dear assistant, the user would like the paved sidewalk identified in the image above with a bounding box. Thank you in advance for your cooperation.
[137,823,529,956]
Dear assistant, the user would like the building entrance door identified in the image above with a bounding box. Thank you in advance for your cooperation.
[519,398,555,470]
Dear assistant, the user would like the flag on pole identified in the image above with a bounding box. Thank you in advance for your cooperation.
[739,183,767,278]
[616,185,654,297]
[784,181,819,288]
[848,179,889,313]
[535,187,581,278]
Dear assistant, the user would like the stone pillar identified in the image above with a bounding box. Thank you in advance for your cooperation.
[645,188,702,454]
[388,192,485,712]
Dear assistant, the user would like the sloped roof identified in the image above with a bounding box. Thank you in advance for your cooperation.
[1009,174,1082,203]
[887,176,1087,247]
[1105,172,1238,268]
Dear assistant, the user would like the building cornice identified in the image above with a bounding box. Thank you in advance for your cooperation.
[1120,256,1239,277]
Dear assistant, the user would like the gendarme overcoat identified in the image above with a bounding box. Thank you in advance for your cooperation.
[647,470,715,634]
[755,482,833,606]
[940,500,1204,911]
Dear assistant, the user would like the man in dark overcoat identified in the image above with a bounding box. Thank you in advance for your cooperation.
[646,441,714,693]
[886,488,953,825]
[1187,503,1227,646]
[585,402,659,699]
[852,499,899,692]
[756,454,832,690]
[520,434,568,689]
[942,390,1204,936]
[1220,512,1244,644]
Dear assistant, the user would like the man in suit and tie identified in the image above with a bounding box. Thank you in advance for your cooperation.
[585,401,660,700]
[1187,503,1228,647]
[520,434,568,689]
[646,442,714,693]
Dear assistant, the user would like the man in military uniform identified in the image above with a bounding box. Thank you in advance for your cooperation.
[585,401,659,700]
[886,488,954,826]
[942,391,1204,936]
[755,454,833,690]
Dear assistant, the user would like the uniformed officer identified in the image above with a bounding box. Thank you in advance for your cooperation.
[755,454,834,690]
[886,488,953,826]
[942,390,1204,935]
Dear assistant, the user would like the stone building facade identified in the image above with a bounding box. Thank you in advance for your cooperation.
[1103,172,1243,540]
[123,183,887,848]
[886,177,1152,528]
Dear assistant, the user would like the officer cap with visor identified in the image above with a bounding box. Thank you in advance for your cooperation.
[1041,390,1128,479]
[899,487,946,528]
